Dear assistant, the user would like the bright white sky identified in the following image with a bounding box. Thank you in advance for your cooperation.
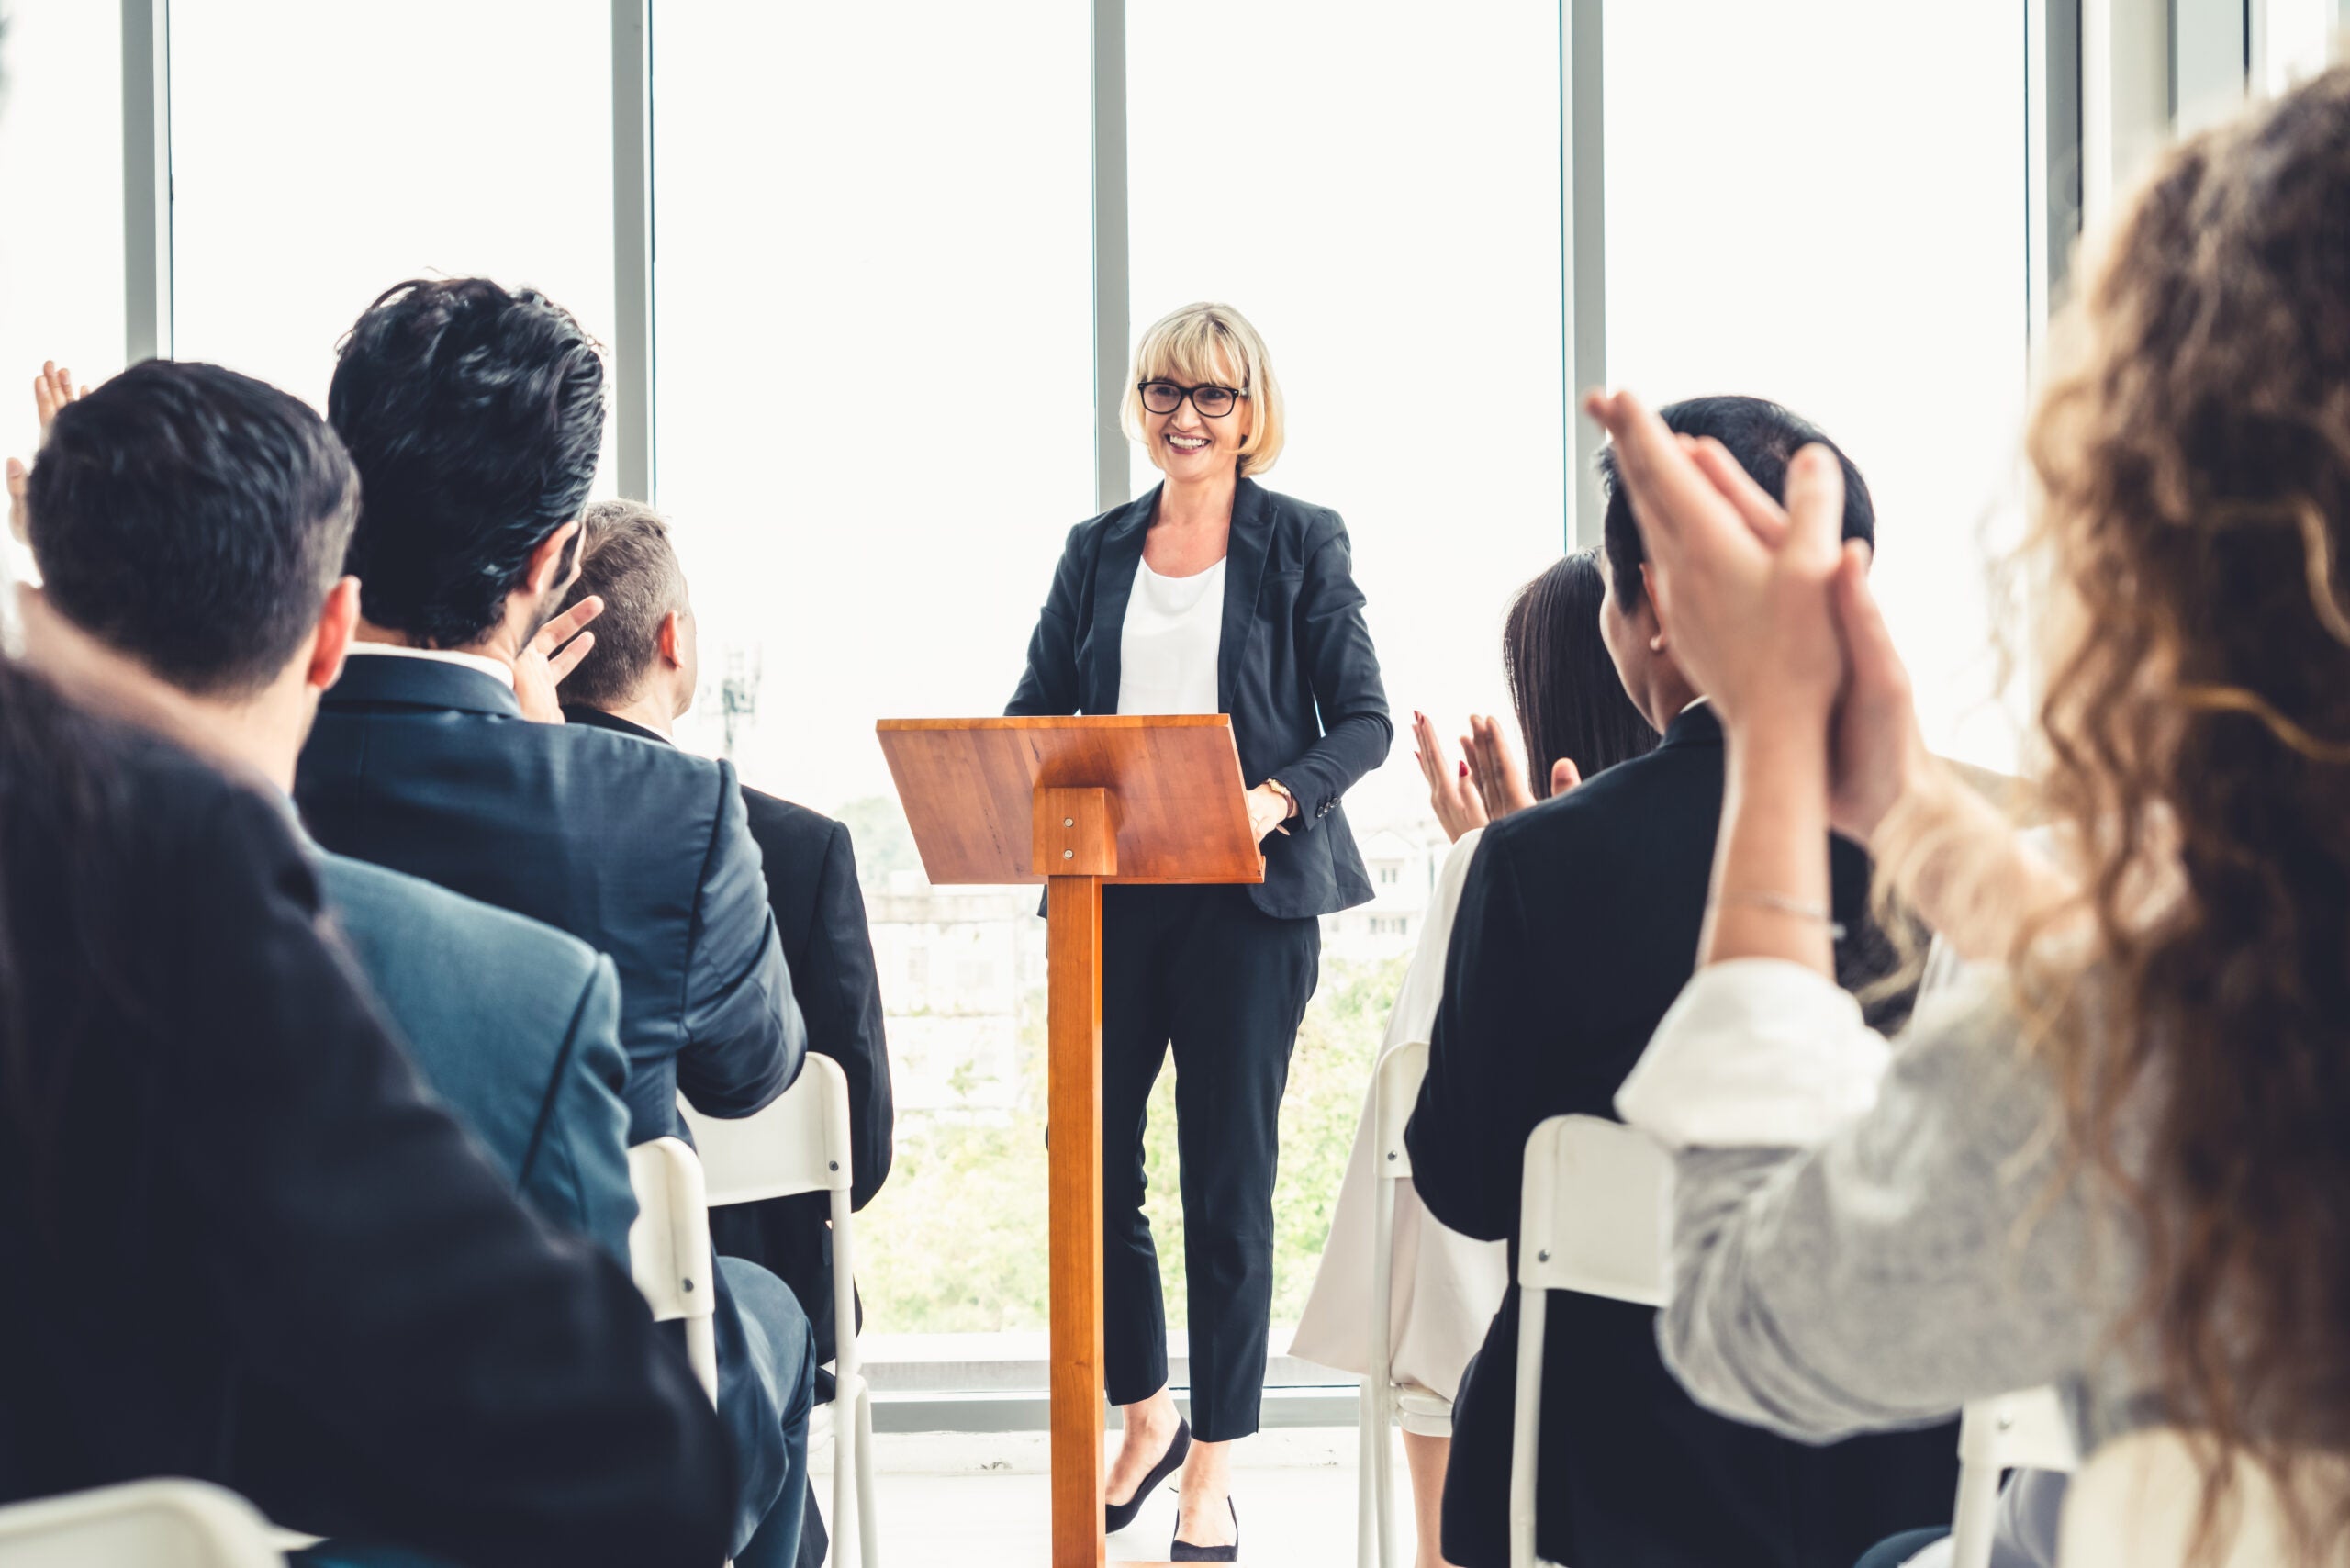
[4,0,2069,817]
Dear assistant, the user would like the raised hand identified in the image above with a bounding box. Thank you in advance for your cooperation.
[35,362,84,434]
[511,595,603,723]
[9,361,89,543]
[1412,710,1486,840]
[1463,712,1539,822]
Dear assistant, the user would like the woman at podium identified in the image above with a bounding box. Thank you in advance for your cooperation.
[1008,300,1391,1558]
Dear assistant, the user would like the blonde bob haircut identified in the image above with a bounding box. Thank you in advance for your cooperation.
[1122,301,1286,478]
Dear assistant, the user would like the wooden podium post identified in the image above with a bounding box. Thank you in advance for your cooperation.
[878,717,1264,1568]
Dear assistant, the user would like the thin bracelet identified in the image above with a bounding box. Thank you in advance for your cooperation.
[1717,890,1846,942]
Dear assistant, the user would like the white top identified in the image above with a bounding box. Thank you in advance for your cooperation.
[343,642,517,691]
[1289,829,1509,1408]
[1115,556,1225,715]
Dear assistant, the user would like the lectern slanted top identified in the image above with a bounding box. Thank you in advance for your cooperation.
[879,715,1265,1567]
[877,714,1265,888]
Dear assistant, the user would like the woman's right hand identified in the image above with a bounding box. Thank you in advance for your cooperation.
[1413,710,1487,842]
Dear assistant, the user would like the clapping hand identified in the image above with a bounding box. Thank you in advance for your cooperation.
[1412,710,1487,841]
[8,362,86,542]
[1463,712,1583,821]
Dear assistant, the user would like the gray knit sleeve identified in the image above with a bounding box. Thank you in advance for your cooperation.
[1650,979,2126,1444]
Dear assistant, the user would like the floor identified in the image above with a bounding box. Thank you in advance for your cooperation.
[810,1425,1415,1567]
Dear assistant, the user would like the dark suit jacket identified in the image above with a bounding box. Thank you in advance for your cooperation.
[296,652,804,1147]
[566,705,894,1362]
[297,653,809,1552]
[1405,703,1953,1568]
[1006,476,1393,919]
[317,852,638,1266]
[0,728,730,1568]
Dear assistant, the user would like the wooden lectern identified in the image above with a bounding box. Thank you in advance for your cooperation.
[878,716,1265,1567]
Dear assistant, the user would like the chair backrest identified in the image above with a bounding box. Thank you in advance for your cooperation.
[1372,1040,1428,1181]
[627,1136,719,1401]
[0,1479,283,1567]
[1516,1114,1673,1305]
[1961,1387,2078,1475]
[678,1054,854,1206]
[1950,1387,2079,1568]
[2058,1427,2350,1568]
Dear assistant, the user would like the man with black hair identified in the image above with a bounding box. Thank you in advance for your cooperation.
[1405,396,1954,1567]
[295,277,816,1568]
[14,355,733,1563]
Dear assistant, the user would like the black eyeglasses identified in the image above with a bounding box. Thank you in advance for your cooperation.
[1138,380,1247,419]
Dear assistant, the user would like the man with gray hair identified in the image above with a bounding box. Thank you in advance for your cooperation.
[560,502,894,1562]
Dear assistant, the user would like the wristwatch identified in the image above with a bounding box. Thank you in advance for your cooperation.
[1264,778,1298,820]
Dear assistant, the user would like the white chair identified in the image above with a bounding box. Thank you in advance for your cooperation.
[1357,1040,1452,1568]
[1509,1114,1673,1568]
[2057,1426,2350,1567]
[681,1055,879,1568]
[0,1479,283,1567]
[1949,1386,2077,1568]
[628,1135,722,1402]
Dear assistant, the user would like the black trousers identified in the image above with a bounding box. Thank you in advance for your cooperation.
[1099,883,1321,1440]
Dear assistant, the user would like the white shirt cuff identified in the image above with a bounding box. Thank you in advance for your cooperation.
[1615,958,1892,1150]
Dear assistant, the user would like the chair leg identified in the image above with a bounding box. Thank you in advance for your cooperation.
[854,1383,881,1568]
[830,1385,856,1568]
[1359,1376,1382,1568]
[1509,1288,1548,1568]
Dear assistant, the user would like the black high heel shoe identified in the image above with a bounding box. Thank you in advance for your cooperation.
[1169,1497,1239,1562]
[1104,1417,1192,1535]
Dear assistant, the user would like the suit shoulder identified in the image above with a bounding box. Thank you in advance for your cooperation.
[1476,742,1693,861]
[319,853,602,996]
[1254,484,1348,546]
[739,783,837,848]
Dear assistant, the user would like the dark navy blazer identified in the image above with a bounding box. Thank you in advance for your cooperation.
[296,652,811,1552]
[317,852,637,1267]
[0,732,731,1567]
[566,703,894,1367]
[296,652,804,1148]
[1406,704,1953,1568]
[1006,477,1393,920]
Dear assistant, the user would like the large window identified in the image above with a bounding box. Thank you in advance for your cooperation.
[650,0,1093,1340]
[1128,2,1568,830]
[0,1,124,465]
[169,0,616,477]
[1606,1,2031,769]
[1126,2,1564,1338]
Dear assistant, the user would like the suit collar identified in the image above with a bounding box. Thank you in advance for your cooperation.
[564,705,672,745]
[1217,477,1274,711]
[1659,700,1722,751]
[325,649,524,718]
[1091,476,1271,713]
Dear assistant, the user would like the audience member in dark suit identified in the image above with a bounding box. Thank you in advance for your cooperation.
[287,279,813,1568]
[554,499,895,1357]
[17,357,636,1264]
[0,601,728,1562]
[1405,397,1953,1568]
[554,499,896,1568]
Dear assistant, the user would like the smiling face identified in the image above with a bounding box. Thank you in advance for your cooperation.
[1138,359,1254,484]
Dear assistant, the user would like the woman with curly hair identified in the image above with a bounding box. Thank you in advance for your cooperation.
[1589,62,2350,1568]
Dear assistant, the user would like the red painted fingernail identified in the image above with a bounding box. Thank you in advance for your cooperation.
[1459,761,1469,778]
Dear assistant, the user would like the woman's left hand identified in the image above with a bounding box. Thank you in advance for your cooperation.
[1246,781,1293,843]
[1583,388,1847,735]
[1463,714,1539,821]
